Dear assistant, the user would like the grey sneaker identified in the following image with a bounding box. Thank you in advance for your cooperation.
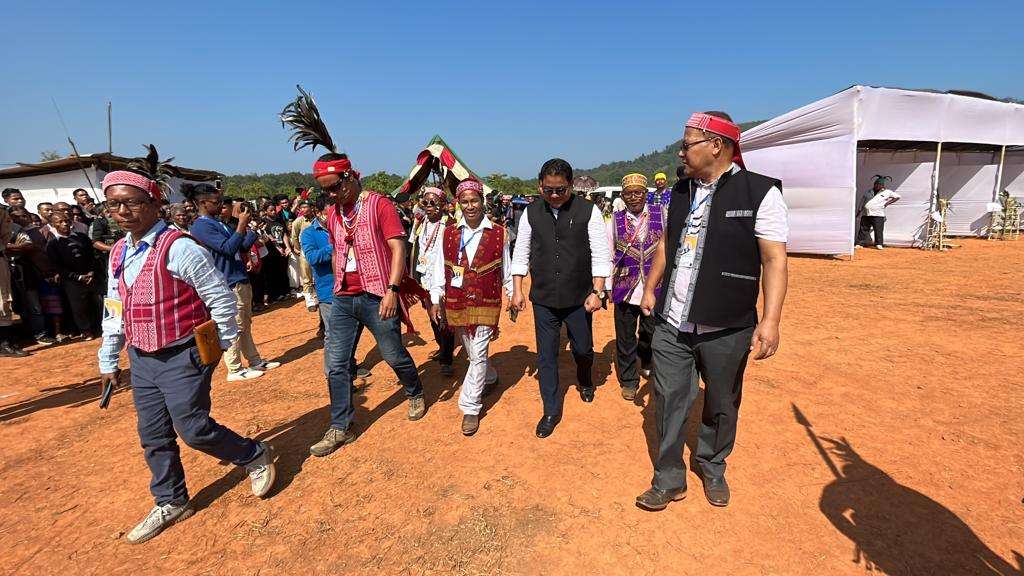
[245,442,276,498]
[251,360,281,371]
[309,427,354,457]
[408,397,426,421]
[126,501,194,544]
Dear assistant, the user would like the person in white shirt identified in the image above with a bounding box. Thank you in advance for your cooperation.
[427,180,512,435]
[636,111,789,511]
[510,158,612,438]
[859,176,900,249]
[606,173,667,401]
[408,186,455,374]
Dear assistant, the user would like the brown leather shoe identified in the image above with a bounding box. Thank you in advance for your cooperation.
[620,386,637,401]
[461,414,479,436]
[635,486,687,511]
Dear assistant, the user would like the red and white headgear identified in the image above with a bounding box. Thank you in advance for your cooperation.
[455,179,484,199]
[101,170,163,202]
[685,112,745,168]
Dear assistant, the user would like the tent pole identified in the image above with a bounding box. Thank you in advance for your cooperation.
[926,141,943,248]
[990,145,1007,236]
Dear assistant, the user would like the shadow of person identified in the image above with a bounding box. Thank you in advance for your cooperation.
[191,406,332,509]
[594,337,616,389]
[274,335,323,365]
[816,435,1022,575]
[481,344,536,416]
[0,375,130,422]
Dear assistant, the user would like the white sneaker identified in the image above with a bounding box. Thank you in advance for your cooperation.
[126,501,194,544]
[227,368,264,381]
[245,442,276,498]
[251,360,281,371]
[875,245,885,250]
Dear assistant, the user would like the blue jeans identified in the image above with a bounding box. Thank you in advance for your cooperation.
[326,293,422,430]
[319,301,364,379]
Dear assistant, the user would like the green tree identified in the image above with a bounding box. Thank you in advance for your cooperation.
[361,171,405,195]
[40,150,61,162]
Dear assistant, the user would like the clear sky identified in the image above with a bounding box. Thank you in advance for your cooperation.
[2,0,1022,178]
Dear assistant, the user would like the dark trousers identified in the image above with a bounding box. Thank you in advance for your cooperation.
[62,276,102,334]
[651,321,754,490]
[430,317,455,366]
[129,344,261,506]
[249,270,265,308]
[861,216,885,246]
[613,302,654,390]
[533,303,594,417]
[325,293,423,430]
[263,249,289,301]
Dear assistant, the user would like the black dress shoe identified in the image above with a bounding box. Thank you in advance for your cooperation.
[703,476,730,507]
[578,386,595,403]
[0,342,28,358]
[535,415,561,438]
[635,486,687,511]
[620,386,637,401]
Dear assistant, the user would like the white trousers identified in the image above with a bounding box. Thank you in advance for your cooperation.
[458,326,497,415]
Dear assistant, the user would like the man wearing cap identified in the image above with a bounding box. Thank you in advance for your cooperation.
[510,158,612,438]
[289,198,319,310]
[427,179,512,435]
[636,111,789,510]
[607,173,665,401]
[409,186,455,376]
[96,167,276,544]
[648,173,671,206]
[309,152,428,457]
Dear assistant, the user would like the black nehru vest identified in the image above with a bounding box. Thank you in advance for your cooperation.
[527,194,594,309]
[657,168,781,328]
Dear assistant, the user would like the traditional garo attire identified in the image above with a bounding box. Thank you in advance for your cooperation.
[428,181,512,417]
[651,114,788,493]
[607,173,665,393]
[409,187,455,370]
[96,170,269,512]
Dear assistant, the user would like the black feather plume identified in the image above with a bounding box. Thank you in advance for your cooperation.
[280,85,337,154]
[128,144,178,196]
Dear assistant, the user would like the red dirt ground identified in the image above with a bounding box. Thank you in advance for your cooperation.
[1,238,1022,575]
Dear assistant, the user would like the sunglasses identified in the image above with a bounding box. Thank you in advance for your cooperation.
[321,172,354,193]
[420,198,441,207]
[680,138,715,152]
[541,186,570,195]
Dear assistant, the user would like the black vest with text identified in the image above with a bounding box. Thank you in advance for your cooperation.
[527,194,594,309]
[657,168,781,328]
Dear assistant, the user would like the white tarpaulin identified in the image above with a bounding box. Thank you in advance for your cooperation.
[741,86,1024,254]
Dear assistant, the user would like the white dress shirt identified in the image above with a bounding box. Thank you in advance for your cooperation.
[428,215,513,304]
[410,216,447,291]
[509,197,612,279]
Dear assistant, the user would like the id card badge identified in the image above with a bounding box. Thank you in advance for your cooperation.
[102,297,124,335]
[416,255,428,274]
[345,248,358,272]
[679,233,698,267]
[450,265,465,288]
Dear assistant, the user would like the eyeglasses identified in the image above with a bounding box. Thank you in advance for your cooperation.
[420,199,441,207]
[621,189,646,198]
[107,199,153,211]
[680,138,718,152]
[541,186,569,195]
[321,172,353,193]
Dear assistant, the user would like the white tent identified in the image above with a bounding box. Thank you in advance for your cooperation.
[0,154,223,210]
[741,86,1024,254]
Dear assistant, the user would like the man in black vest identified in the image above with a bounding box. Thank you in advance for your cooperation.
[510,158,612,438]
[635,112,789,510]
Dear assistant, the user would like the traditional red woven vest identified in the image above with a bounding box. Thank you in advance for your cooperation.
[110,228,211,353]
[443,224,504,330]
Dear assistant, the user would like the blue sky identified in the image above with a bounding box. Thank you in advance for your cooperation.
[2,0,1022,178]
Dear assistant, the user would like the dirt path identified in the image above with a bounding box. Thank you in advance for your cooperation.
[1,239,1022,575]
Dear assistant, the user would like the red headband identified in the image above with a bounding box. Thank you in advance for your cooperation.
[685,113,745,168]
[312,158,360,180]
[455,179,484,199]
[101,170,163,201]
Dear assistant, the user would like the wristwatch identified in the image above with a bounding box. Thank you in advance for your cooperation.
[591,289,607,301]
[388,284,401,293]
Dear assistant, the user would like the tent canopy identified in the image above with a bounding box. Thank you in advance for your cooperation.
[740,86,1024,254]
[395,135,494,198]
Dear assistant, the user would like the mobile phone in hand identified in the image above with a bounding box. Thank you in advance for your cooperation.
[509,307,519,323]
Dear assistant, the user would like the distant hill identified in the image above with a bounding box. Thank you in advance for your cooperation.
[222,119,766,197]
[577,120,765,187]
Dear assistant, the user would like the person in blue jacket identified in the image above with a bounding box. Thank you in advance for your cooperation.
[186,184,281,381]
[300,195,369,381]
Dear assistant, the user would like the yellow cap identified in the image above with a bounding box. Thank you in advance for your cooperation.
[654,172,667,182]
[621,173,648,192]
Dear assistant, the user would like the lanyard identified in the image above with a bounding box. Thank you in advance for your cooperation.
[115,226,166,279]
[457,226,484,265]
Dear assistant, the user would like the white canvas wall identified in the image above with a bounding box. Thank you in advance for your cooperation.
[2,168,208,211]
[857,151,936,247]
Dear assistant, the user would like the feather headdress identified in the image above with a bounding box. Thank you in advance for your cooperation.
[280,85,337,154]
[126,144,177,198]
